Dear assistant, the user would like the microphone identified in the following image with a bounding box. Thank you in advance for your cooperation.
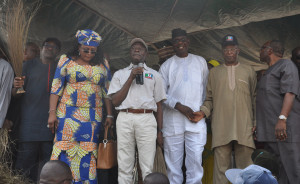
[136,62,144,85]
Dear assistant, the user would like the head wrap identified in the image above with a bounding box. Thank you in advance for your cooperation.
[75,29,102,47]
[208,60,220,67]
[172,28,187,39]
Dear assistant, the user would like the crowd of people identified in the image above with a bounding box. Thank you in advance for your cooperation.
[0,27,299,184]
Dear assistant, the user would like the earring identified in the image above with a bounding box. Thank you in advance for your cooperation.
[78,51,80,56]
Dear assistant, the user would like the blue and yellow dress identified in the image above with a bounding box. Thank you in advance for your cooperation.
[50,55,110,184]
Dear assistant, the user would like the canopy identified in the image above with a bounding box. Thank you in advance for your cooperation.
[2,0,300,70]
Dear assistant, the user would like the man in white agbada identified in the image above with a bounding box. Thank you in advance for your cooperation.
[159,28,209,184]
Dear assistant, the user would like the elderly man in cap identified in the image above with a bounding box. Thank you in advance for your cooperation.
[159,28,209,184]
[108,38,166,184]
[257,40,300,184]
[198,34,257,184]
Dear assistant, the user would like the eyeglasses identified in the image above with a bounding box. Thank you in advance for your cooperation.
[43,43,59,50]
[81,49,97,54]
[223,48,238,53]
[172,38,188,44]
[260,45,272,51]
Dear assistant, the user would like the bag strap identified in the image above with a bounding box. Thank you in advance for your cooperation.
[103,125,115,140]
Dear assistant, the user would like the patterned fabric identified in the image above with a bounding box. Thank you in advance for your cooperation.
[76,29,102,47]
[50,54,110,183]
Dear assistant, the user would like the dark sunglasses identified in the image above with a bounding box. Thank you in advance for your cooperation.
[81,49,97,54]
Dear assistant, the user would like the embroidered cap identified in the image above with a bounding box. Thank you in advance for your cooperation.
[221,34,238,47]
[76,29,102,47]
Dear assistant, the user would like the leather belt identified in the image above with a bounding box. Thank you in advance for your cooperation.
[120,109,153,114]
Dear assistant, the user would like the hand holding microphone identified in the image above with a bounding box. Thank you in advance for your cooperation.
[136,62,144,85]
[131,63,144,85]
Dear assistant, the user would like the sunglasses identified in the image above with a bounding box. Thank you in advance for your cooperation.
[81,49,97,54]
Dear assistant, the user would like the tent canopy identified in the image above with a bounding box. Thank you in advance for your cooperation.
[2,0,300,70]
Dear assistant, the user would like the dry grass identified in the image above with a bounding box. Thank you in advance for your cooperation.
[0,129,32,184]
[4,0,39,76]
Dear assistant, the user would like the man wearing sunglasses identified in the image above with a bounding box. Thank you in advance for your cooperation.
[256,41,300,184]
[13,37,61,182]
[159,28,209,184]
[199,34,257,184]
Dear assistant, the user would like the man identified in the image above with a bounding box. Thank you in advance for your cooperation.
[23,42,40,62]
[0,51,14,130]
[13,38,61,182]
[159,28,209,184]
[291,46,300,79]
[39,160,73,184]
[199,34,257,184]
[257,40,300,183]
[108,38,166,184]
[144,172,170,184]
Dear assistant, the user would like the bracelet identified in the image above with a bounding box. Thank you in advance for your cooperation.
[106,115,114,119]
[48,109,56,113]
[157,128,163,133]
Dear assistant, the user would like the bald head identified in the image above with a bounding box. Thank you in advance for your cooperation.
[144,172,170,184]
[39,160,73,184]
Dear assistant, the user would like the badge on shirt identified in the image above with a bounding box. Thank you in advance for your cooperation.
[145,73,153,79]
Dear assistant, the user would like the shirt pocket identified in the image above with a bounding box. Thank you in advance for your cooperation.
[237,79,250,96]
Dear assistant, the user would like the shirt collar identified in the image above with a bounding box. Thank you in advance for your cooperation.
[128,62,149,71]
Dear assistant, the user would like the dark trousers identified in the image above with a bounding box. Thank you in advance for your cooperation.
[97,167,118,184]
[265,142,300,184]
[15,141,53,182]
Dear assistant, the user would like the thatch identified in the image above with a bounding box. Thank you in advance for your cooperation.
[0,129,32,184]
[3,0,39,76]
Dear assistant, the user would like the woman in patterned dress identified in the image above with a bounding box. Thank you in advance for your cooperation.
[47,29,113,183]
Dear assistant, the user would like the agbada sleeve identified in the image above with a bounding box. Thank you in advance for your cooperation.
[200,70,214,117]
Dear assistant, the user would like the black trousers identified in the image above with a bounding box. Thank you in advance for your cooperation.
[15,141,53,182]
[265,142,300,184]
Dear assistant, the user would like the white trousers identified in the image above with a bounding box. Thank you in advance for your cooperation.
[116,112,157,184]
[164,131,207,184]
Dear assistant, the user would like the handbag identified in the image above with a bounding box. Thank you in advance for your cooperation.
[96,125,117,169]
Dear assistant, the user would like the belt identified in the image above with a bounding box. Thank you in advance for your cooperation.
[120,109,153,113]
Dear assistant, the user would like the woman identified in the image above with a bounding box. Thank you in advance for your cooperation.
[48,29,113,183]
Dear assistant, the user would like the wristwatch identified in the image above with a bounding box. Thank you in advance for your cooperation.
[279,115,287,120]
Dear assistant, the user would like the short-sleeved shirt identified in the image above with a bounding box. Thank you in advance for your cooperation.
[18,58,57,141]
[256,59,300,142]
[108,63,166,111]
